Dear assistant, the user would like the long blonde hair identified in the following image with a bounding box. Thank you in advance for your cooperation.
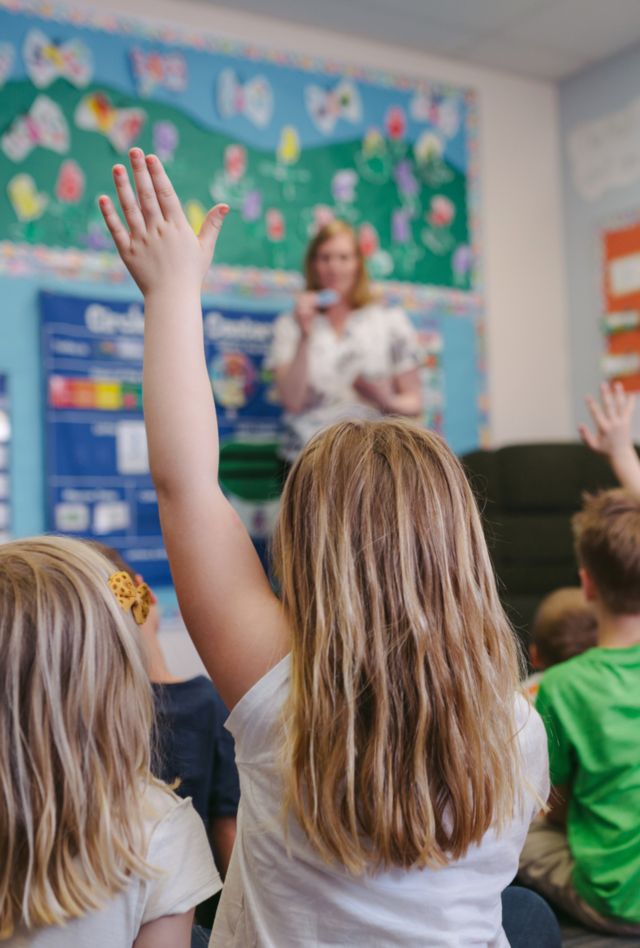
[0,536,165,937]
[304,220,377,309]
[272,420,524,874]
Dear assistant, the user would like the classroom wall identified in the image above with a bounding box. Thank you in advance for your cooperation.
[94,0,572,448]
[0,0,572,542]
[559,41,640,435]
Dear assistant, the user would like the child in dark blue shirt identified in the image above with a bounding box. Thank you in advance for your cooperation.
[91,543,240,882]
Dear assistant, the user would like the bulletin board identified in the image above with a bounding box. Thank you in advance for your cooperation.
[0,0,479,296]
[601,214,640,391]
[41,290,281,584]
[1,0,488,562]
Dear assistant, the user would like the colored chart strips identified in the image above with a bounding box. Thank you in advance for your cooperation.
[49,375,142,411]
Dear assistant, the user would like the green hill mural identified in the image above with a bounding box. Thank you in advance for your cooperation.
[0,79,472,289]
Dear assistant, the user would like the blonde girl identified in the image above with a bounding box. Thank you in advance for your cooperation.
[99,149,549,946]
[0,536,220,946]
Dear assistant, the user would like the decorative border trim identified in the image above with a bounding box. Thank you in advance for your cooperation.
[0,240,482,312]
[1,0,473,95]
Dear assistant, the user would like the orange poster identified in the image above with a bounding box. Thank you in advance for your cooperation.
[602,219,640,392]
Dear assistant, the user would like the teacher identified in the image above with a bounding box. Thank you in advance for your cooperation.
[267,220,423,461]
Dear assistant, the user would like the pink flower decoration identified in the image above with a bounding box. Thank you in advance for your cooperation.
[266,208,285,242]
[359,223,379,258]
[225,144,247,182]
[385,106,406,141]
[428,195,455,228]
[313,204,334,231]
[56,160,85,204]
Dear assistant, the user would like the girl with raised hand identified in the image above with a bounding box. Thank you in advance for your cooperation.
[0,536,220,947]
[99,149,550,947]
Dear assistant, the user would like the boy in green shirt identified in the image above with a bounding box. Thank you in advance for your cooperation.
[519,382,640,935]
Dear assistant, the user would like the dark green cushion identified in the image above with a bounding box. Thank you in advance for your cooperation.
[461,443,635,646]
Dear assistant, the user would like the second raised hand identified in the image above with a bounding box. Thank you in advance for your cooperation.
[578,380,636,458]
[98,147,229,295]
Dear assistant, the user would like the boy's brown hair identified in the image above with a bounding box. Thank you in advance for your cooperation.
[531,587,597,668]
[572,488,640,615]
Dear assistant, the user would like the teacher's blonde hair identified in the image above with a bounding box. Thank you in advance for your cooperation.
[0,536,167,937]
[304,219,377,309]
[273,420,524,874]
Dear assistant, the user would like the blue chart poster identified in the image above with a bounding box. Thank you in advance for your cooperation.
[41,291,281,585]
[0,373,10,541]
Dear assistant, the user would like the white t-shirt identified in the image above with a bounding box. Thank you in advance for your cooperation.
[266,304,421,459]
[211,656,549,948]
[9,785,221,947]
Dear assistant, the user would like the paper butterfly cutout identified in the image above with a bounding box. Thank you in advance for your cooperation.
[107,571,151,626]
[7,173,48,221]
[75,92,145,152]
[0,43,14,88]
[23,29,92,89]
[410,90,460,140]
[1,95,69,162]
[130,47,187,97]
[305,79,362,135]
[217,68,273,129]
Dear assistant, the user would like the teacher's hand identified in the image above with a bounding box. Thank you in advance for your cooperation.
[293,292,320,337]
[353,374,393,412]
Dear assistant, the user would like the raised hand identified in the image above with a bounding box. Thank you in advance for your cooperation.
[293,292,320,337]
[579,381,636,458]
[579,381,640,494]
[99,147,228,295]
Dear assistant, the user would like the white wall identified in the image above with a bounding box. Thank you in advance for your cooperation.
[559,43,640,439]
[79,0,572,446]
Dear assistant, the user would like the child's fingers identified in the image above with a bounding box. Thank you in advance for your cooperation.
[600,380,614,415]
[113,164,145,238]
[578,423,597,451]
[613,380,631,415]
[98,195,130,257]
[129,148,163,229]
[586,395,607,433]
[199,204,230,258]
[146,154,182,221]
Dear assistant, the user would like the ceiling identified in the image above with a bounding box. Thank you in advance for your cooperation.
[202,0,640,81]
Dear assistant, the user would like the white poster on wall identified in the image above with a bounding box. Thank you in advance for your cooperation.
[568,96,640,201]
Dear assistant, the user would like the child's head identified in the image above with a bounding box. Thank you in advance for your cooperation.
[573,488,640,616]
[530,587,597,670]
[0,536,159,937]
[89,541,160,640]
[273,419,523,874]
